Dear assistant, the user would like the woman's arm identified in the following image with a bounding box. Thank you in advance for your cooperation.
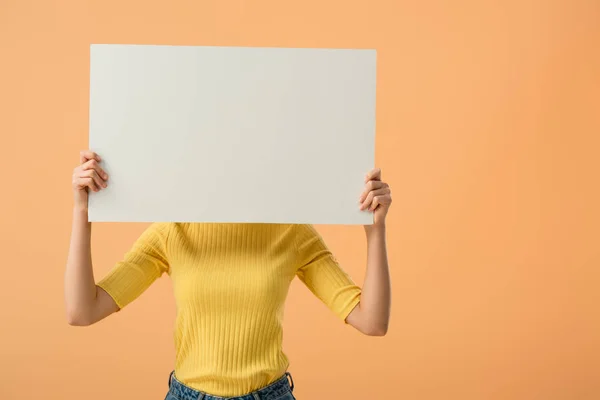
[64,151,118,326]
[346,168,392,336]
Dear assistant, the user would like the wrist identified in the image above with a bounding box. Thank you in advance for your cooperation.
[73,199,89,215]
[73,190,88,212]
[73,205,89,215]
[364,221,386,236]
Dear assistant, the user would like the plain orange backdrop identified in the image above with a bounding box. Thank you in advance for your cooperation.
[1,0,599,399]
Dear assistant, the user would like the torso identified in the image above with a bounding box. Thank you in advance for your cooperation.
[167,223,300,396]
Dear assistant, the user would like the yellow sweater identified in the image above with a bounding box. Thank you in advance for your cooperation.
[97,223,362,396]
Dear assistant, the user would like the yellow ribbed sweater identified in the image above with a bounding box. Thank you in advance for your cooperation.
[97,223,361,397]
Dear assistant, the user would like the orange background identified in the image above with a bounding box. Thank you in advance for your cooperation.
[1,1,599,399]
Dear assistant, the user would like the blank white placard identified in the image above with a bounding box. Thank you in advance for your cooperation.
[88,44,376,224]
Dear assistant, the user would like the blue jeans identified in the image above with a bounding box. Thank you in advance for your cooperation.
[165,372,296,400]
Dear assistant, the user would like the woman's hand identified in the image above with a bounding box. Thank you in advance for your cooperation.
[66,150,119,326]
[359,168,392,226]
[72,150,108,209]
[347,168,392,335]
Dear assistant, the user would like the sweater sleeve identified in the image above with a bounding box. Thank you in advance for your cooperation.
[97,223,171,310]
[295,224,362,322]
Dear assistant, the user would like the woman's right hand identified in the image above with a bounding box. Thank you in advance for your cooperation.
[72,150,108,209]
[66,151,119,326]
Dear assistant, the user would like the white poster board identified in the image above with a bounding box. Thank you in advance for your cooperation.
[88,44,376,224]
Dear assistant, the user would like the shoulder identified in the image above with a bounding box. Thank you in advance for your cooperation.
[291,223,314,233]
[146,222,173,236]
[293,224,329,250]
[136,223,174,247]
[293,224,322,239]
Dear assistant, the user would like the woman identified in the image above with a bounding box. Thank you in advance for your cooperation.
[65,150,392,400]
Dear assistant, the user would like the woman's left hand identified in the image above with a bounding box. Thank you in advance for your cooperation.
[359,168,392,226]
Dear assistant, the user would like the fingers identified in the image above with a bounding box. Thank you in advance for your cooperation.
[369,194,391,211]
[81,169,107,189]
[81,159,108,181]
[361,167,392,212]
[359,180,389,203]
[80,150,101,165]
[360,187,391,210]
[73,150,107,193]
[365,168,381,182]
[73,176,100,192]
[72,168,104,192]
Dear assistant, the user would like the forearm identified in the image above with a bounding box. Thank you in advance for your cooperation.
[352,224,391,335]
[64,206,98,323]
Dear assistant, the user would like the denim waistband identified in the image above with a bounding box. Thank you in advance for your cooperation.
[168,371,294,400]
